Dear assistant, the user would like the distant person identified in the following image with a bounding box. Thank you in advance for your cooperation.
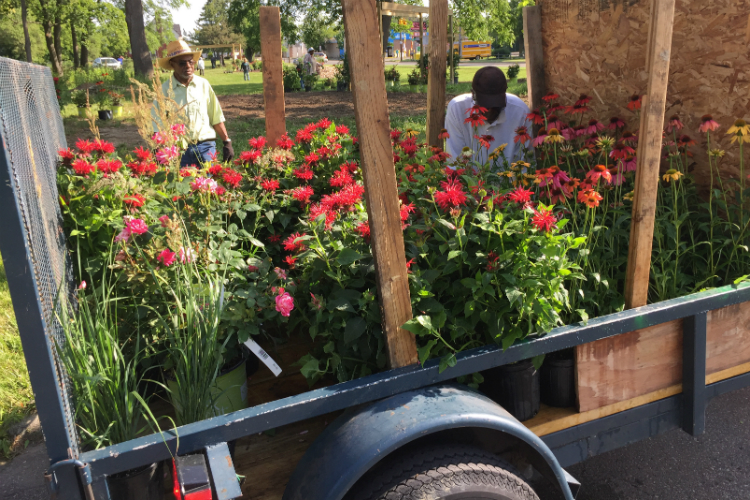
[211,54,216,69]
[303,48,319,75]
[117,56,124,65]
[444,66,530,164]
[241,58,250,80]
[197,57,205,76]
[153,39,234,167]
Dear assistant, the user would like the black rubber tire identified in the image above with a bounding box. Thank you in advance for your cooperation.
[348,444,540,500]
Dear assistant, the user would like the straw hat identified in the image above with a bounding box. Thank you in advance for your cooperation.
[158,38,202,70]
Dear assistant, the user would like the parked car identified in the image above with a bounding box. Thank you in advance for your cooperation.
[314,52,328,63]
[93,57,122,69]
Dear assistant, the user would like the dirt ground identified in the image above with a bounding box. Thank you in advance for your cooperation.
[218,91,461,120]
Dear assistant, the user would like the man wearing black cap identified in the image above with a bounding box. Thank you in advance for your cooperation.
[444,66,531,164]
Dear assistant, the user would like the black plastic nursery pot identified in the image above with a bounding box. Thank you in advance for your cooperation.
[480,359,540,421]
[540,349,577,408]
[98,109,113,120]
[107,460,164,500]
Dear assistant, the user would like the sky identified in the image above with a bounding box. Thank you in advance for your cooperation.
[172,1,207,37]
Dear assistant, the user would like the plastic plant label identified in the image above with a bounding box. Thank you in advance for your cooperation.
[244,338,283,377]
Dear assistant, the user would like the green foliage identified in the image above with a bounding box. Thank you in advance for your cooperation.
[282,63,301,91]
[507,63,520,80]
[187,0,244,49]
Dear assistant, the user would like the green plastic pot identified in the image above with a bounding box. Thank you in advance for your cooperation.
[167,355,249,418]
[77,107,88,118]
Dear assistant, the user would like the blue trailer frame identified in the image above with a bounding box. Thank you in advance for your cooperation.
[3,57,750,500]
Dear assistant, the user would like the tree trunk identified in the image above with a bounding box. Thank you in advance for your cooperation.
[80,41,89,67]
[20,0,32,62]
[42,20,64,74]
[71,20,79,69]
[53,13,63,69]
[124,0,154,79]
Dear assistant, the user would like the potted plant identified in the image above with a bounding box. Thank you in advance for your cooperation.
[110,91,124,118]
[56,267,163,500]
[72,90,90,118]
[539,349,576,408]
[283,64,302,92]
[94,85,112,120]
[385,66,400,88]
[335,55,351,91]
[407,68,421,91]
[480,359,541,421]
[302,72,319,92]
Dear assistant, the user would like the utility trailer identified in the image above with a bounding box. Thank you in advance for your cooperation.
[3,1,750,499]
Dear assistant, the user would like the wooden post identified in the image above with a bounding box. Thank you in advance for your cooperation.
[624,0,676,309]
[523,6,546,111]
[342,0,418,368]
[259,6,286,146]
[426,0,448,147]
[449,15,454,84]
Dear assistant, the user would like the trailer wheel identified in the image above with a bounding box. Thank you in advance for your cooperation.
[348,444,539,500]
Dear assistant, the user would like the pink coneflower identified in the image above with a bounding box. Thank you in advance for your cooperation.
[666,115,684,133]
[677,135,696,147]
[464,106,488,127]
[699,115,720,133]
[566,103,588,115]
[621,131,638,144]
[548,165,570,189]
[474,134,493,150]
[547,115,563,130]
[542,92,560,102]
[438,129,450,140]
[586,165,612,184]
[532,127,548,147]
[621,155,637,172]
[575,94,592,106]
[607,117,626,130]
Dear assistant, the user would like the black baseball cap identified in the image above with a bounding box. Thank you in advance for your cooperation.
[472,66,508,109]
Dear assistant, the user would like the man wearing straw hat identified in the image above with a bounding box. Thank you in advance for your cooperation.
[155,38,234,166]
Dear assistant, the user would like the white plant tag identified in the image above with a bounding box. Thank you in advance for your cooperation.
[244,338,282,377]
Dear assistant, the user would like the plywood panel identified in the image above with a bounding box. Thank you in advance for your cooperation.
[706,300,750,373]
[538,0,750,192]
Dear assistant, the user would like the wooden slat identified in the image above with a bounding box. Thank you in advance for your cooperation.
[342,0,417,368]
[623,0,676,309]
[259,6,286,147]
[522,6,546,111]
[426,0,448,147]
[576,300,750,412]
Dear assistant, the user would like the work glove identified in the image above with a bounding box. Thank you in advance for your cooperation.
[222,141,235,163]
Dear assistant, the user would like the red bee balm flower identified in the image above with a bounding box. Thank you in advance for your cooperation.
[72,159,95,176]
[96,158,122,175]
[293,165,314,181]
[330,167,354,187]
[260,179,280,192]
[276,133,294,150]
[316,118,332,129]
[58,148,75,161]
[292,186,314,204]
[248,136,266,150]
[124,194,145,208]
[335,124,350,135]
[283,233,307,253]
[355,221,371,240]
[93,139,115,155]
[531,205,557,232]
[509,186,533,205]
[76,139,95,155]
[221,169,242,188]
[133,146,152,161]
[434,179,468,211]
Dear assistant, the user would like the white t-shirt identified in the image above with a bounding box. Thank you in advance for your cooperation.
[445,93,531,164]
[197,58,205,70]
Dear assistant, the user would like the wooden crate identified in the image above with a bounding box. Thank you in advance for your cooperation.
[576,301,750,412]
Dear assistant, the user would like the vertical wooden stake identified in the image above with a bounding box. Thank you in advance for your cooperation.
[342,0,418,368]
[449,15,454,83]
[427,0,448,147]
[624,0,676,309]
[523,6,546,111]
[259,6,286,146]
[419,13,424,73]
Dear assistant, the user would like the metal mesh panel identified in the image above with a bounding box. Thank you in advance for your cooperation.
[0,57,78,452]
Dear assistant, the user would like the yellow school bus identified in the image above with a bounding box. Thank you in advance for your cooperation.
[453,40,492,60]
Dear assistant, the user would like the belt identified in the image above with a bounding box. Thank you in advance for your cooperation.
[194,139,216,145]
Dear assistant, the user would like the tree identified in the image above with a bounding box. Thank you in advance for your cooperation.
[300,11,336,51]
[34,0,65,74]
[124,0,153,78]
[189,0,243,48]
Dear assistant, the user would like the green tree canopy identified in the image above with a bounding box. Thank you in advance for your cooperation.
[187,0,243,48]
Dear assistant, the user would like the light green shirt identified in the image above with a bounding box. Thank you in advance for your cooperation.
[154,74,225,143]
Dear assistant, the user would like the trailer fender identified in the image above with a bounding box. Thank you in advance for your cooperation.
[283,384,577,500]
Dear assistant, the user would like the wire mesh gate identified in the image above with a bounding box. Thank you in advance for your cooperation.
[0,57,79,467]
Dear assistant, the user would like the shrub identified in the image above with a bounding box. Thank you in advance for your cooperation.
[507,64,521,80]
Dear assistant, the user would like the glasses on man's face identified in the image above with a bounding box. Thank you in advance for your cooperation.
[174,59,195,68]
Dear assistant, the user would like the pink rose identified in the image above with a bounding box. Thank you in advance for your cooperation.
[155,146,180,165]
[126,218,149,235]
[275,289,294,317]
[79,281,87,290]
[159,215,170,227]
[157,249,176,267]
[114,227,131,243]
